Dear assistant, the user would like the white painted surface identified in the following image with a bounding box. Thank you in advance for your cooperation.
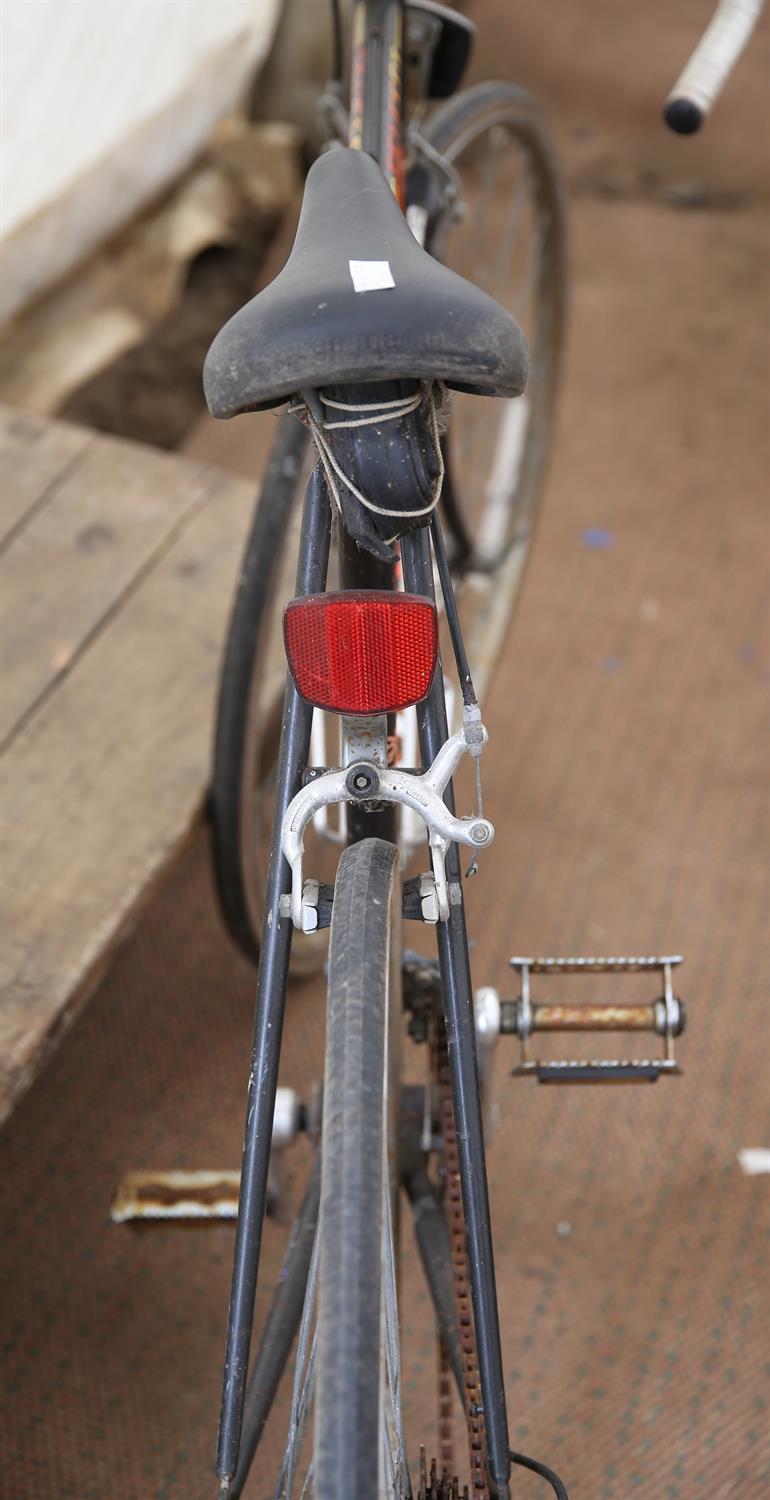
[2,0,280,236]
[0,0,282,316]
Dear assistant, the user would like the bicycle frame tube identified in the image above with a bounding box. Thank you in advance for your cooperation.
[216,468,331,1488]
[401,525,512,1498]
[349,0,406,198]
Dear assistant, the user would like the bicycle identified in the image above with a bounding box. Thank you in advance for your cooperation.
[198,3,762,1495]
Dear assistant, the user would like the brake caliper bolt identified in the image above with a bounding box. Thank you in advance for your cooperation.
[469,821,491,845]
[344,763,380,799]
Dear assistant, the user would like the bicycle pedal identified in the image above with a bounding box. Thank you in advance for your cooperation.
[515,1059,680,1084]
[111,1169,241,1222]
[111,1090,306,1221]
[506,955,685,1084]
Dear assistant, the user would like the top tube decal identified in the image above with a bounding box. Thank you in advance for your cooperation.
[349,259,396,293]
[348,1,366,150]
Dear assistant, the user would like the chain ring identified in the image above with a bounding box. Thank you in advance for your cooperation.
[417,1445,468,1500]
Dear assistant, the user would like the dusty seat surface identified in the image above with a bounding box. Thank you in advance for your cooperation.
[203,147,529,416]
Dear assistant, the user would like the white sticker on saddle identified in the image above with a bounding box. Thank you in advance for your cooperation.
[349,259,395,293]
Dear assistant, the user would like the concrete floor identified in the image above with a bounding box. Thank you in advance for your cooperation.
[2,3,768,1497]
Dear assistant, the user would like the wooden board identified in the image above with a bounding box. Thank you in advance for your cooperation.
[0,406,91,546]
[0,405,255,1121]
[0,419,228,748]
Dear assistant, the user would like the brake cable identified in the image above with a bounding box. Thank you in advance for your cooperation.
[510,1449,570,1499]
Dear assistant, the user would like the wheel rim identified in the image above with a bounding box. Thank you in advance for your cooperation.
[424,100,566,695]
[437,109,562,552]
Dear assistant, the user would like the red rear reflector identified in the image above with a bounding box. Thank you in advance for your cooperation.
[284,591,438,715]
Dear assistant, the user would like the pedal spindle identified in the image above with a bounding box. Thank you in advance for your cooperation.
[508,955,685,1084]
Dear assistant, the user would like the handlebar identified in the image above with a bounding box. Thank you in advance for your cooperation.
[664,0,764,132]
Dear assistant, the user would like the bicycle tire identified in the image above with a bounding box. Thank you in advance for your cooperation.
[315,837,403,1498]
[210,409,312,967]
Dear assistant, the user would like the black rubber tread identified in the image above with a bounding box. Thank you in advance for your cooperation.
[314,839,400,1500]
[209,410,309,961]
[423,81,568,567]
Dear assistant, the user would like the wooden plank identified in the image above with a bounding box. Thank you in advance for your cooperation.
[0,406,92,547]
[0,457,254,1121]
[0,415,225,749]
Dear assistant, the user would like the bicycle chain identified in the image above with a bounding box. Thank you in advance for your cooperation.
[426,1017,490,1500]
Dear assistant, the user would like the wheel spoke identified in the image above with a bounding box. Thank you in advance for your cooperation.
[275,1223,321,1498]
[476,396,531,556]
[381,1145,409,1495]
[490,151,529,300]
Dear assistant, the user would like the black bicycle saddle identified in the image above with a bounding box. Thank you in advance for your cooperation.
[203,146,528,417]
